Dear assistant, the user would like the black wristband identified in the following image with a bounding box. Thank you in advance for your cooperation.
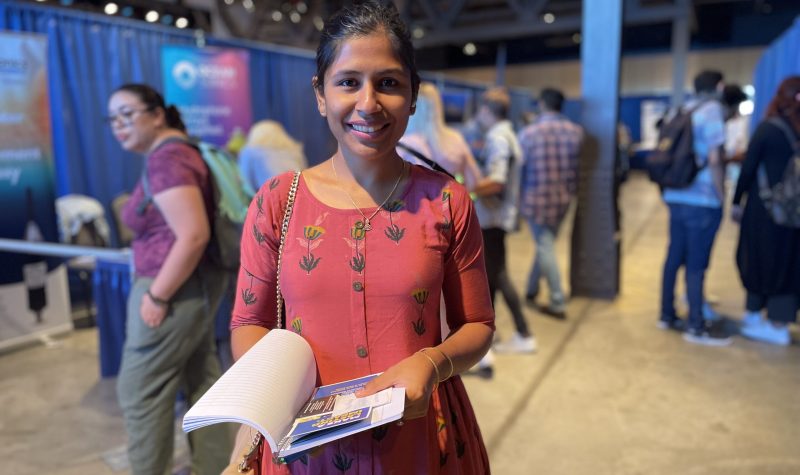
[146,289,169,308]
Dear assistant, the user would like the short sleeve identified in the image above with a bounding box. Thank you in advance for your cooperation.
[230,172,296,330]
[700,102,726,151]
[485,134,510,184]
[441,184,495,331]
[147,143,206,195]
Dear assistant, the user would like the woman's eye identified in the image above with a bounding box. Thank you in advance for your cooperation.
[338,79,357,88]
[380,78,399,88]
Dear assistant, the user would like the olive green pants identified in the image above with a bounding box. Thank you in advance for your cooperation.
[117,269,232,475]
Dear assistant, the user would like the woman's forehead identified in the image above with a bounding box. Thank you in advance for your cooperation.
[109,91,142,108]
[328,33,404,74]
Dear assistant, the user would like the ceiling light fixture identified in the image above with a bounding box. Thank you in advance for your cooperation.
[463,43,477,56]
[145,10,159,23]
[104,2,118,15]
[543,13,555,24]
[175,17,189,29]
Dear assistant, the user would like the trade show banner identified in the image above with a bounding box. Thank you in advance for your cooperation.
[0,32,71,349]
[162,46,252,147]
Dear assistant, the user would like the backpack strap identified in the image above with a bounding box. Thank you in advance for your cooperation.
[758,117,800,199]
[767,117,800,153]
[397,142,455,179]
[135,136,195,216]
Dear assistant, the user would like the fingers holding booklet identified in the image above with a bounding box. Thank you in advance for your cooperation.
[182,330,405,458]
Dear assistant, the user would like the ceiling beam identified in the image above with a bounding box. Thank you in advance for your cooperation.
[413,0,687,48]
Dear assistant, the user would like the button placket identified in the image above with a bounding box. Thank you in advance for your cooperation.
[348,216,370,371]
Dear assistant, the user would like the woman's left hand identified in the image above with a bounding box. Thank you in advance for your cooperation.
[355,352,437,420]
[140,293,168,328]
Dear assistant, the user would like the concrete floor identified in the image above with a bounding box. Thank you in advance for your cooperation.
[1,173,799,474]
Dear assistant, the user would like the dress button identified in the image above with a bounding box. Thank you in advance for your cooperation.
[356,345,368,358]
[352,281,364,292]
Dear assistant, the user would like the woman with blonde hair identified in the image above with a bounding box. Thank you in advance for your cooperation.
[238,120,308,190]
[399,82,482,190]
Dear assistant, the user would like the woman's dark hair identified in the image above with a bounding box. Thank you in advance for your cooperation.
[113,83,187,132]
[765,76,800,133]
[314,0,420,102]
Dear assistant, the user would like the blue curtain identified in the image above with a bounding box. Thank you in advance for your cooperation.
[752,17,800,127]
[1,1,332,246]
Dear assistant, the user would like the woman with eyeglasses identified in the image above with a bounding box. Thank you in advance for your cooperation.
[108,84,231,475]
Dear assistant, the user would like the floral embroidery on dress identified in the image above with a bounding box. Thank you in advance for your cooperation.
[255,193,264,216]
[290,317,302,334]
[268,177,280,191]
[240,270,257,306]
[411,288,429,336]
[297,213,329,274]
[441,187,453,233]
[332,449,354,472]
[371,424,389,442]
[382,199,406,244]
[344,222,366,274]
[252,223,266,246]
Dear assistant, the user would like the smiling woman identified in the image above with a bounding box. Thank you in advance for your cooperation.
[229,1,495,474]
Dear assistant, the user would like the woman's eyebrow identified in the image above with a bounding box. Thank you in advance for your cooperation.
[332,68,406,77]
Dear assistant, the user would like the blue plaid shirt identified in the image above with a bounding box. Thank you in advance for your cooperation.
[518,112,583,227]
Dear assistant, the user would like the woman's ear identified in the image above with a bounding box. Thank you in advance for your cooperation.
[312,76,326,117]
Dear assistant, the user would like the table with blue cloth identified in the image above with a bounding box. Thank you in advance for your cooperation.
[93,258,132,378]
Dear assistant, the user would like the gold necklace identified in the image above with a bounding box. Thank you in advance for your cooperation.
[331,157,406,231]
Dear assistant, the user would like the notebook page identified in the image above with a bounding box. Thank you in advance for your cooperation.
[182,329,316,452]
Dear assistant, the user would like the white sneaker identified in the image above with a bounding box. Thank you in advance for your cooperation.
[741,311,762,328]
[741,319,791,346]
[494,333,537,354]
[476,348,494,368]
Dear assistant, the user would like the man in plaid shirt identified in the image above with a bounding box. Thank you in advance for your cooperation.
[518,88,583,318]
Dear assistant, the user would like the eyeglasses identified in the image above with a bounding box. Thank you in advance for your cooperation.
[105,107,153,127]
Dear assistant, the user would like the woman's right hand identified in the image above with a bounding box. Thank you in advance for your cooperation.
[730,204,743,223]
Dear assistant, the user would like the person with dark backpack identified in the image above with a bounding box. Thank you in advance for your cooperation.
[732,76,800,345]
[657,70,731,346]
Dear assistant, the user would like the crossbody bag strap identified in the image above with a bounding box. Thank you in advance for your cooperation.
[397,142,455,179]
[275,171,301,329]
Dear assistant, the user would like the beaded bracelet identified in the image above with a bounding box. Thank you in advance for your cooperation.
[416,349,440,390]
[425,347,455,381]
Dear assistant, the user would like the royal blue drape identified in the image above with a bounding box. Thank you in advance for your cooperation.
[1,1,331,247]
[752,17,800,127]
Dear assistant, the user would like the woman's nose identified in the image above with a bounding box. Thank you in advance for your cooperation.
[356,85,382,115]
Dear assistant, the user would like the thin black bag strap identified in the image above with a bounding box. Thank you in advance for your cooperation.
[397,142,455,179]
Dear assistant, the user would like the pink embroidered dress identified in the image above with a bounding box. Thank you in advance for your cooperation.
[231,165,494,474]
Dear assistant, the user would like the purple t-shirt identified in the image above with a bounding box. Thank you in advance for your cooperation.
[121,141,213,277]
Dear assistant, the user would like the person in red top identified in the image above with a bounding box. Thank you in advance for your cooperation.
[110,84,231,475]
[230,2,494,473]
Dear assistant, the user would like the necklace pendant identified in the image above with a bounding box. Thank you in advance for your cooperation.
[363,219,372,231]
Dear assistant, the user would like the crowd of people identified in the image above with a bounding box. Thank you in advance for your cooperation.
[101,1,799,473]
[657,70,800,347]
